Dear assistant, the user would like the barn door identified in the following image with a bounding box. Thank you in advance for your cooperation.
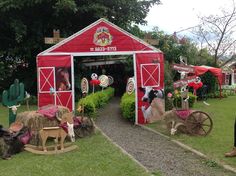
[54,66,73,110]
[135,53,164,124]
[38,67,56,106]
[37,55,73,111]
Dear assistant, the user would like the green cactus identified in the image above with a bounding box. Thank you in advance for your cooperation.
[2,79,25,125]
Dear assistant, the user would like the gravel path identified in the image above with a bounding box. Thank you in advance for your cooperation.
[95,97,235,176]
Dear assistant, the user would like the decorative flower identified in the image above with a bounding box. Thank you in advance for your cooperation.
[167,92,173,98]
[174,89,179,95]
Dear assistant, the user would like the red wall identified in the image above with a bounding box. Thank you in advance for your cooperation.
[135,52,164,124]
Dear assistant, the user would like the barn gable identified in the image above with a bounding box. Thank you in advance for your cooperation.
[39,18,159,55]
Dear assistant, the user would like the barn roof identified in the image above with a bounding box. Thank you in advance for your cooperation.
[39,18,161,56]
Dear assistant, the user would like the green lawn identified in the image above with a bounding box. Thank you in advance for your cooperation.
[147,96,236,168]
[0,105,153,176]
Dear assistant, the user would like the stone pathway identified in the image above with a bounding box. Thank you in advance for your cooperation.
[95,97,235,176]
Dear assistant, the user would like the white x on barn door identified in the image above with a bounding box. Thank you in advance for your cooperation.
[55,91,72,110]
[140,63,160,87]
[39,67,55,93]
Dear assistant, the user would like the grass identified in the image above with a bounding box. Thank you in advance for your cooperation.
[147,96,236,169]
[0,105,154,176]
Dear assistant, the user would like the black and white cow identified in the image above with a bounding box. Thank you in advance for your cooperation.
[139,86,165,123]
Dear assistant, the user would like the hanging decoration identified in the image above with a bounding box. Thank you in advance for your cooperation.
[98,75,109,88]
[49,87,55,104]
[90,73,100,93]
[107,75,114,86]
[81,78,89,94]
[50,87,55,94]
[126,77,135,95]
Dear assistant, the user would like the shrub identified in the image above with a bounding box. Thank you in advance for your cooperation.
[78,87,115,118]
[120,93,135,122]
[172,91,197,108]
[208,91,228,99]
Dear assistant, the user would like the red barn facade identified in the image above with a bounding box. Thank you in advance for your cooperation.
[37,18,164,124]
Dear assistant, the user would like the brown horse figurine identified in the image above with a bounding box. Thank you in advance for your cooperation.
[39,112,75,152]
[56,68,71,91]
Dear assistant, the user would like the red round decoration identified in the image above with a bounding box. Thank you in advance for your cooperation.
[90,79,100,85]
[188,81,203,90]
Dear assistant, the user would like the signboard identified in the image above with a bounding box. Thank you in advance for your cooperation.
[81,78,89,94]
[172,64,195,73]
[173,76,197,88]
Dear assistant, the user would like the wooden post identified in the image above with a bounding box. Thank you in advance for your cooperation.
[44,29,66,44]
[143,33,159,45]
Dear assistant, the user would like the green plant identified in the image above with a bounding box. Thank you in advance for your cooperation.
[2,79,25,125]
[204,160,218,168]
[207,91,228,99]
[77,87,115,118]
[120,93,135,121]
[172,91,196,108]
[78,98,97,117]
[200,71,217,93]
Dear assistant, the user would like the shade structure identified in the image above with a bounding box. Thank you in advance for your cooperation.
[194,65,223,96]
[194,65,223,85]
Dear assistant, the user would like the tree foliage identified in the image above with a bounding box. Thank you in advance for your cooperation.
[0,0,160,93]
[148,28,213,66]
[143,27,215,95]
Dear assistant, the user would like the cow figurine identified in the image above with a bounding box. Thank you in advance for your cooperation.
[139,87,165,123]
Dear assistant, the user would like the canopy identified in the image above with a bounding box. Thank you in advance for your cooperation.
[194,65,223,85]
[194,65,223,96]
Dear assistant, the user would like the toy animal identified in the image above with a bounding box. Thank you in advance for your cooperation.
[39,112,75,152]
[139,86,165,123]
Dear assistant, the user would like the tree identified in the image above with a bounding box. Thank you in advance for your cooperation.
[149,28,201,65]
[193,0,236,65]
[0,0,160,93]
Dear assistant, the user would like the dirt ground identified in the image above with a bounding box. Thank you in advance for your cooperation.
[95,97,235,176]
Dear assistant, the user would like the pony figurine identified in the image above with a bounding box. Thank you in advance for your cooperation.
[39,112,75,152]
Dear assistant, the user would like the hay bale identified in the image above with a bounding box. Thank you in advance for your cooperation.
[16,105,70,145]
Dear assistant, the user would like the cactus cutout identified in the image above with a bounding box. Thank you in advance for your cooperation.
[2,79,25,125]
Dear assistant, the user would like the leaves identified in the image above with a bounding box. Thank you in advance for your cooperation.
[0,0,160,92]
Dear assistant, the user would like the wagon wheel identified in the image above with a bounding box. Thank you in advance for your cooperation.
[74,118,94,138]
[185,111,213,136]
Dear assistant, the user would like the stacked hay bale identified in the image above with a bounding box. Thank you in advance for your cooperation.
[16,106,69,145]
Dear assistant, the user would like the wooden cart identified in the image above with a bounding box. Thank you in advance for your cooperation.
[170,109,213,136]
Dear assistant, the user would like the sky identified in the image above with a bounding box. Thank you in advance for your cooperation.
[141,0,233,35]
